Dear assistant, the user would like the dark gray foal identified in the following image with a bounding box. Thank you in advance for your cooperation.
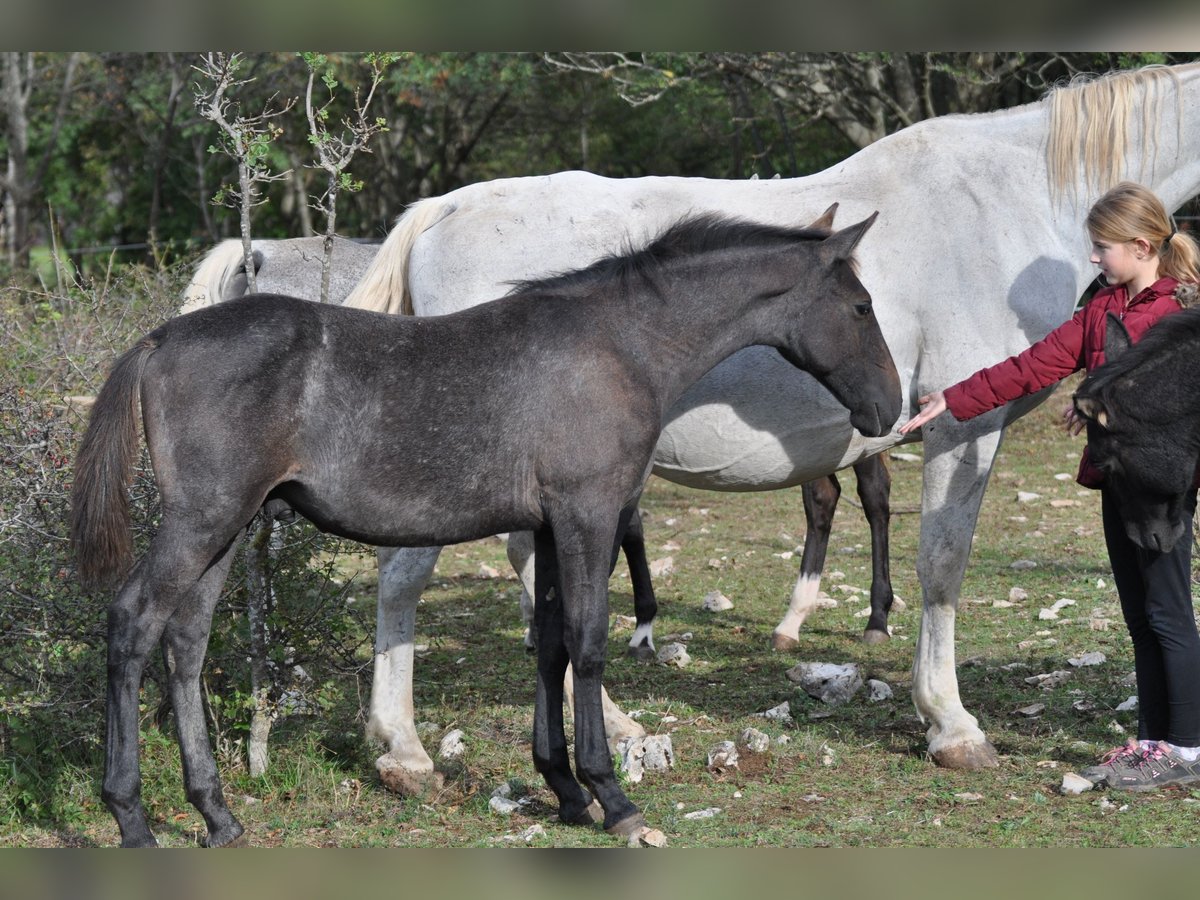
[72,212,901,847]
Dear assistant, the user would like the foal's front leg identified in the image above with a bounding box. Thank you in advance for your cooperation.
[552,516,644,836]
[530,528,601,826]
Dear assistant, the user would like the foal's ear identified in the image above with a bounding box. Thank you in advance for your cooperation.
[1074,394,1110,429]
[820,211,879,263]
[806,203,839,234]
[1104,312,1132,361]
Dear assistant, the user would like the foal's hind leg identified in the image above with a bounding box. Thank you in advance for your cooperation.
[772,474,840,651]
[854,455,894,645]
[160,536,245,847]
[103,521,246,848]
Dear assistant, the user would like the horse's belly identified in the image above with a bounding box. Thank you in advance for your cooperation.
[652,347,897,490]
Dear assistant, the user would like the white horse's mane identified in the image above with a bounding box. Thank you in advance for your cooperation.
[1044,63,1188,203]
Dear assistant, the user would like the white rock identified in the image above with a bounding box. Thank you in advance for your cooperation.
[1011,560,1038,570]
[1017,491,1041,503]
[866,679,893,702]
[649,557,674,578]
[1025,670,1072,690]
[703,590,734,612]
[478,563,499,578]
[892,596,907,611]
[489,796,522,815]
[1054,473,1073,481]
[660,540,682,552]
[657,642,691,667]
[757,701,793,723]
[438,728,466,760]
[616,734,675,783]
[519,824,545,843]
[773,551,794,560]
[1009,587,1029,602]
[1016,703,1045,717]
[1116,696,1139,712]
[815,594,839,609]
[628,827,668,848]
[683,807,722,820]
[786,662,863,705]
[992,600,1015,609]
[707,741,739,769]
[1068,651,1106,667]
[740,727,770,753]
[1061,773,1095,795]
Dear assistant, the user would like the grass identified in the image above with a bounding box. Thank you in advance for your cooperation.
[5,373,1200,848]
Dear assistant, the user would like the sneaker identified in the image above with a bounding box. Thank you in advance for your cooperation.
[1104,742,1200,792]
[1079,740,1144,785]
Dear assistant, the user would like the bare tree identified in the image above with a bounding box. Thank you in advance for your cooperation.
[191,52,294,293]
[302,52,395,304]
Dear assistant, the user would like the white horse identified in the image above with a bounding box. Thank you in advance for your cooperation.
[329,62,1200,787]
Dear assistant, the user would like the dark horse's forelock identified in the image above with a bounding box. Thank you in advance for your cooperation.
[505,214,833,299]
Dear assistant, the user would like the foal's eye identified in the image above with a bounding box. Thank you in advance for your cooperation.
[853,303,872,317]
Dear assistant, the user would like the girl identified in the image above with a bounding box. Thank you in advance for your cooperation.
[899,181,1200,791]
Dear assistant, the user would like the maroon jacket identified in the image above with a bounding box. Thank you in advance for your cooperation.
[943,277,1185,488]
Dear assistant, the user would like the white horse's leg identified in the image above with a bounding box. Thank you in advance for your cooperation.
[508,532,646,750]
[367,545,445,795]
[912,425,1003,769]
[505,531,538,652]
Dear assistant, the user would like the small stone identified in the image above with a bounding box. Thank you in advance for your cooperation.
[660,540,682,552]
[954,792,984,802]
[1017,491,1041,503]
[657,642,691,667]
[992,600,1015,609]
[519,824,545,843]
[1068,651,1106,667]
[740,727,770,753]
[1050,499,1080,508]
[866,679,893,702]
[1089,618,1112,631]
[1061,773,1095,795]
[1011,560,1038,570]
[786,662,863,705]
[1116,696,1139,712]
[773,551,794,560]
[629,827,668,848]
[1016,703,1045,716]
[649,557,674,578]
[683,807,722,820]
[1009,587,1029,602]
[489,796,521,815]
[757,701,793,723]
[707,741,739,769]
[1025,670,1071,690]
[438,728,466,760]
[1054,472,1073,481]
[703,590,734,612]
[478,563,500,578]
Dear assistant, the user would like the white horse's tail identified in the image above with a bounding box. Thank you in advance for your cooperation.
[179,239,250,314]
[343,197,458,316]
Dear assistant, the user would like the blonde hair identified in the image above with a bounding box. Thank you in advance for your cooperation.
[1087,181,1200,288]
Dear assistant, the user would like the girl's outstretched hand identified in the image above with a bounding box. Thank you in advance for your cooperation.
[898,390,947,435]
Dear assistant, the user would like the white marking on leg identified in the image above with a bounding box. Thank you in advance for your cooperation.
[774,573,822,641]
[628,622,655,652]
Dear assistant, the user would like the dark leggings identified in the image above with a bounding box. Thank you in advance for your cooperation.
[1102,488,1200,746]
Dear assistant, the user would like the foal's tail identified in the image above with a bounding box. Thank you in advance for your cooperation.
[343,197,457,316]
[70,340,156,590]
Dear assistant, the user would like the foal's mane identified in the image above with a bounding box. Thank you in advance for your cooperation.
[1045,64,1190,203]
[1088,306,1200,398]
[506,214,831,299]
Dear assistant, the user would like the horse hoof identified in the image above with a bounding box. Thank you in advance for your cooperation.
[376,756,444,797]
[771,632,799,652]
[605,812,648,837]
[861,628,890,645]
[561,799,604,826]
[627,643,657,663]
[930,741,999,770]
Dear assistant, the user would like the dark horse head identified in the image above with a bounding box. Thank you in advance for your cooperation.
[1074,311,1200,552]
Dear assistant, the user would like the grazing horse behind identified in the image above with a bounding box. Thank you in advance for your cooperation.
[1073,310,1200,552]
[342,62,1200,775]
[73,213,900,847]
